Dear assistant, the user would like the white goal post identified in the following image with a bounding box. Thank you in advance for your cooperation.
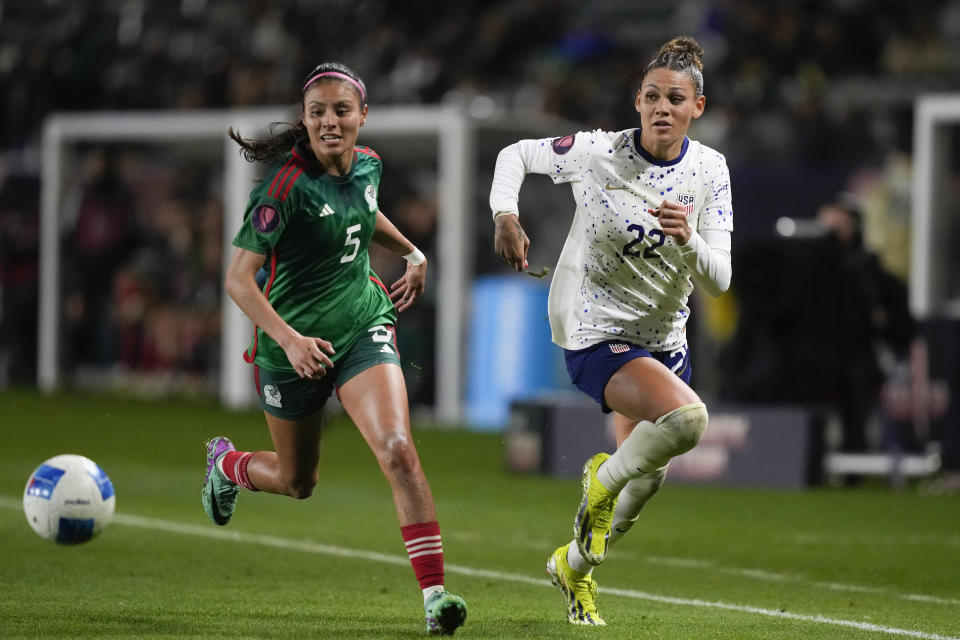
[39,106,473,422]
[911,93,960,320]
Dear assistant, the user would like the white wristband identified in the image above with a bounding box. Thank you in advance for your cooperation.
[403,248,426,265]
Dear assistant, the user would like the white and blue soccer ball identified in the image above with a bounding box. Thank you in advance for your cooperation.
[23,454,115,544]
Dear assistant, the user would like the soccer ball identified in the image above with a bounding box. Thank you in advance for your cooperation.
[23,454,116,544]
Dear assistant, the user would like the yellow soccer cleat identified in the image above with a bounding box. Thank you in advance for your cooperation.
[546,544,606,626]
[574,453,619,565]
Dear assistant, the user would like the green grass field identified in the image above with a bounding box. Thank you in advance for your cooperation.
[1,389,957,639]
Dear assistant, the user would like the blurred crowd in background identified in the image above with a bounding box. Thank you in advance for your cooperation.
[1,0,958,159]
[0,0,958,468]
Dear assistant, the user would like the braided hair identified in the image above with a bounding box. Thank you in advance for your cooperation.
[228,62,367,164]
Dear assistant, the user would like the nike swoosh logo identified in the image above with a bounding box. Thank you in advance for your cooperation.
[209,492,225,524]
[605,182,629,190]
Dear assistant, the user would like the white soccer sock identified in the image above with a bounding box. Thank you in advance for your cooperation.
[597,403,707,493]
[423,584,444,603]
[597,420,654,493]
[608,468,666,547]
[566,542,595,574]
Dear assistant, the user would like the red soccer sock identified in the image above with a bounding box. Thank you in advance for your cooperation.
[401,521,445,590]
[218,451,259,491]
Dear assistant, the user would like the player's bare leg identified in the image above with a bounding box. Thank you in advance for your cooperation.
[605,357,700,424]
[339,363,466,634]
[338,363,435,525]
[248,412,324,498]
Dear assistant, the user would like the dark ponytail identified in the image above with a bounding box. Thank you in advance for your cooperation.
[228,122,305,164]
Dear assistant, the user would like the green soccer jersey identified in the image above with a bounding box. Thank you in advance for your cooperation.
[232,141,397,373]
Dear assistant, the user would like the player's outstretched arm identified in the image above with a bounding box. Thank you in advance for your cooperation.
[490,136,582,273]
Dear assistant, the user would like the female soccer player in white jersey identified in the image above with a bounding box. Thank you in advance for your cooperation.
[489,36,732,626]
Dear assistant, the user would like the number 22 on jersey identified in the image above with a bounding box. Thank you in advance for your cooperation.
[622,223,665,259]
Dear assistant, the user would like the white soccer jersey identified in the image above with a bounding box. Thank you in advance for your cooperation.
[490,128,733,351]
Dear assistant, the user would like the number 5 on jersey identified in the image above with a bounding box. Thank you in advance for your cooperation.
[341,224,362,263]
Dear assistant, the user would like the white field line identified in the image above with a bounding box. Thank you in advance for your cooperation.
[643,555,960,607]
[792,533,960,547]
[445,530,960,607]
[2,497,957,640]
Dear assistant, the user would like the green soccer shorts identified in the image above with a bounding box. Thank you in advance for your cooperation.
[254,324,400,419]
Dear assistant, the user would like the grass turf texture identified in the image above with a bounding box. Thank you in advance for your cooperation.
[0,388,957,639]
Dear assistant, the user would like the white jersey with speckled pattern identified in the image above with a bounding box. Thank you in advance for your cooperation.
[517,128,732,351]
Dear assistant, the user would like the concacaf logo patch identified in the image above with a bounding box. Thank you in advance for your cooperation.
[364,184,378,213]
[251,204,280,233]
[551,134,575,155]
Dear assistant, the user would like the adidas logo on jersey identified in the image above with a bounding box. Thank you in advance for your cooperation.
[319,203,335,217]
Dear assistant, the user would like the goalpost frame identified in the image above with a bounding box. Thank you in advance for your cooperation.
[911,93,960,319]
[39,106,472,423]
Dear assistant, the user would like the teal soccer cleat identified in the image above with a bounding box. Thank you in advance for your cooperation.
[202,436,239,526]
[424,590,467,635]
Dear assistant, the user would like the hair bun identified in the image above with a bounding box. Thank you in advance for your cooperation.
[659,36,704,72]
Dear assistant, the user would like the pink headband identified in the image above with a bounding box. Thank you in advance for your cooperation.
[302,71,366,101]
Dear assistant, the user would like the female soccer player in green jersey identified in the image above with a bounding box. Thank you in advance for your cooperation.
[202,62,466,635]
